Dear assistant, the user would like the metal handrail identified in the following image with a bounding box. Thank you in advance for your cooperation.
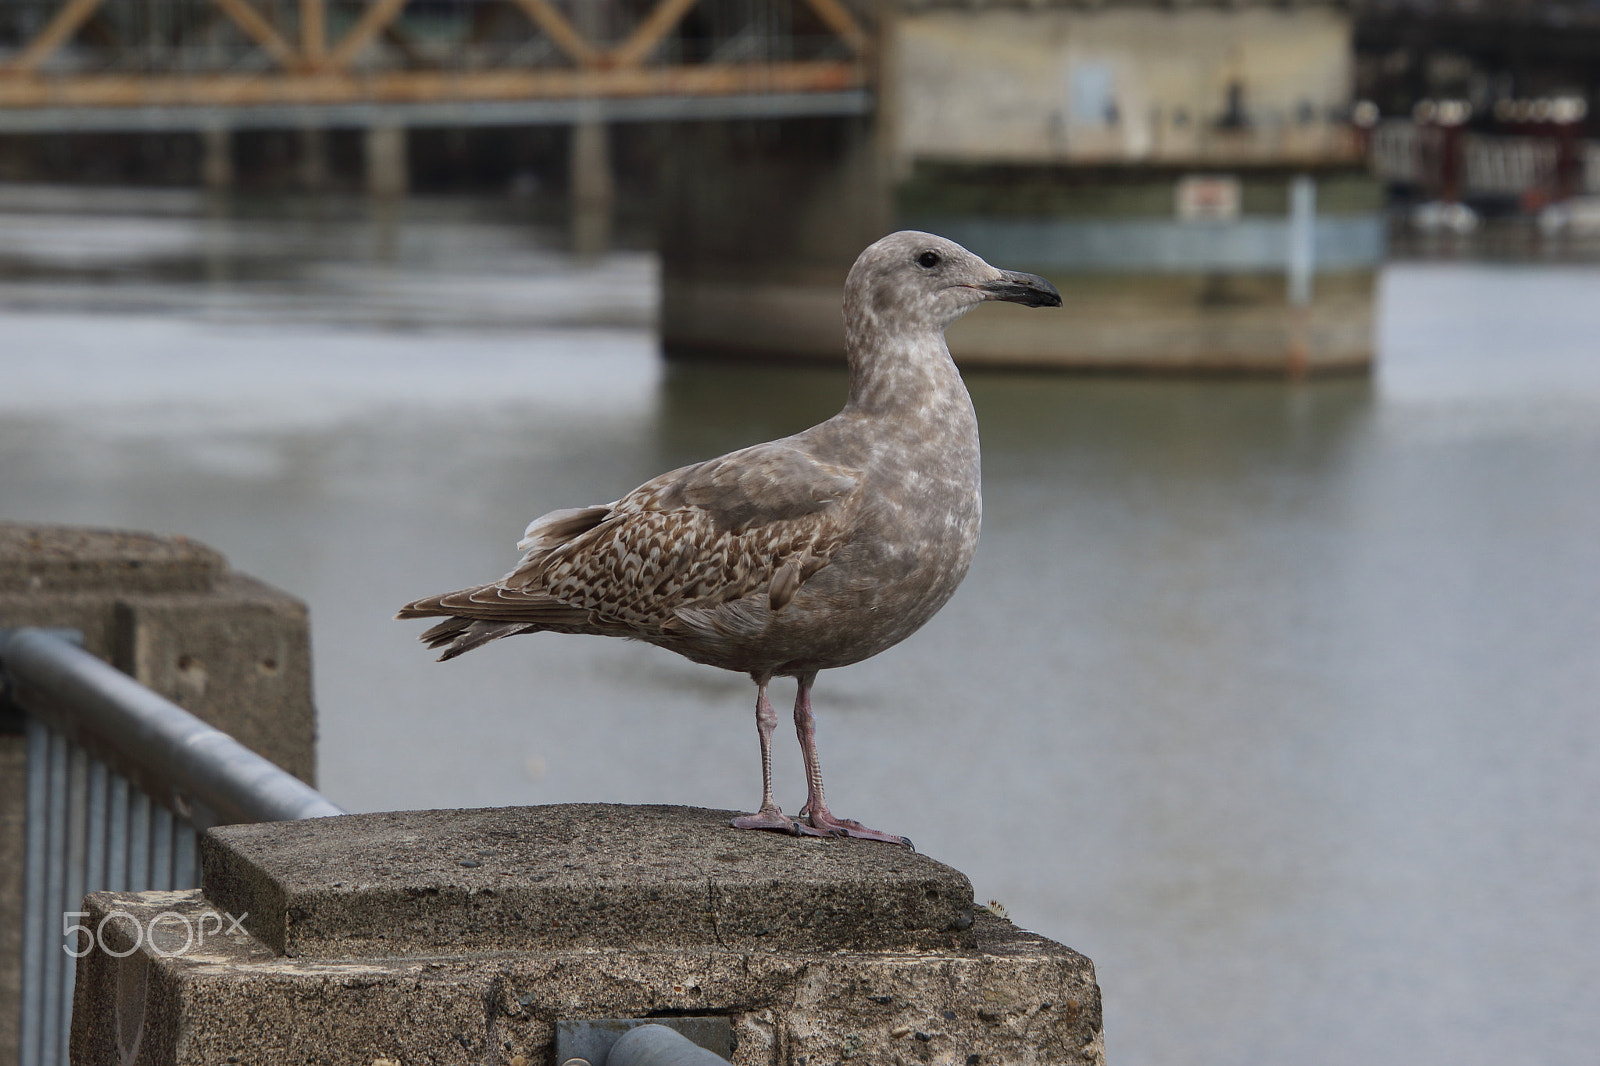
[0,627,344,826]
[3,626,345,1066]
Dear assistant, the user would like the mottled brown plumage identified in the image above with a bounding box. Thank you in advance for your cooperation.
[399,231,1060,843]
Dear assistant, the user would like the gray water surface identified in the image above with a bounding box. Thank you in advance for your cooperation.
[2,191,1597,1066]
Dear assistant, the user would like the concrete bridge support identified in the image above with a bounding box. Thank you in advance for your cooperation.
[658,116,890,361]
[200,126,233,193]
[364,123,409,199]
[572,115,616,261]
[298,125,331,193]
[658,0,1382,374]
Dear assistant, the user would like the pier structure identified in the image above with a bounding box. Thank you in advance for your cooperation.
[0,0,1386,372]
[660,0,1384,373]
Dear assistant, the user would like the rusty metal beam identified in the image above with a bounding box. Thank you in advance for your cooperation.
[208,0,301,69]
[801,0,868,55]
[325,0,412,71]
[611,0,701,68]
[2,0,110,75]
[506,0,600,67]
[0,60,865,110]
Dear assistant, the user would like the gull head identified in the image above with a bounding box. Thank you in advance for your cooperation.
[844,230,1062,340]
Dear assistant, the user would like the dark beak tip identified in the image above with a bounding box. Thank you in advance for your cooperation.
[990,271,1062,308]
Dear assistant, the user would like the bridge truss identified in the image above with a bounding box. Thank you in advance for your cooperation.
[0,0,873,130]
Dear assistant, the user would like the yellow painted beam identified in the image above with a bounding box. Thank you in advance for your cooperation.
[0,61,865,109]
[301,0,327,64]
[2,0,110,75]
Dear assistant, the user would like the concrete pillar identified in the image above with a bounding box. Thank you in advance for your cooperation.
[366,195,400,264]
[570,115,614,261]
[658,116,889,361]
[297,124,329,192]
[72,805,1105,1064]
[0,524,318,1066]
[364,123,408,198]
[200,125,232,192]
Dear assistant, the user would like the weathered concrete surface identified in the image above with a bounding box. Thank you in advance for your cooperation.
[203,805,978,958]
[0,523,318,1066]
[76,806,1105,1066]
[0,523,315,781]
[0,524,225,595]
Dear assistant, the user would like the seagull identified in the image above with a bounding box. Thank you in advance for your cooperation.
[398,231,1061,844]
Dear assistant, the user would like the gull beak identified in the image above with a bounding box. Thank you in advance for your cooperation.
[980,270,1062,308]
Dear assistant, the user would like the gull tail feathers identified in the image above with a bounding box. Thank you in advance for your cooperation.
[398,584,595,659]
[419,619,537,661]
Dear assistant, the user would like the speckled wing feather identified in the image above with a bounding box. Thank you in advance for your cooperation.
[397,441,860,644]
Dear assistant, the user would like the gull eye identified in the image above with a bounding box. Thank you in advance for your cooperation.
[917,250,941,269]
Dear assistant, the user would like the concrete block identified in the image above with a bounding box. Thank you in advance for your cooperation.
[0,524,224,597]
[114,573,315,783]
[201,805,976,958]
[74,805,1105,1066]
[0,523,316,782]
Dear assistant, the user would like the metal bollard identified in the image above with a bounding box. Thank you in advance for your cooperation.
[561,1023,732,1066]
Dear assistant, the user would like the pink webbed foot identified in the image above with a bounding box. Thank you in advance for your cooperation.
[731,807,830,838]
[799,805,914,848]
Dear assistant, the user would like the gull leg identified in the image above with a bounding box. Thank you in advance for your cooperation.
[792,673,912,847]
[732,674,826,837]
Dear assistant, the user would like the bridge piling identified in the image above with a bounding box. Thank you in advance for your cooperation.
[364,122,408,199]
[572,115,616,261]
[200,125,233,192]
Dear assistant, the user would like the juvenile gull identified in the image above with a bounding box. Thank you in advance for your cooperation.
[398,231,1061,843]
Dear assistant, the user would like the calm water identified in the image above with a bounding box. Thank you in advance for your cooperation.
[2,188,1597,1066]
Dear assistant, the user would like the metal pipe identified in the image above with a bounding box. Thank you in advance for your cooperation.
[19,718,49,1066]
[39,729,66,1066]
[105,773,129,893]
[128,789,151,892]
[150,802,174,889]
[604,1024,732,1066]
[85,757,107,893]
[0,628,345,825]
[60,745,88,1060]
